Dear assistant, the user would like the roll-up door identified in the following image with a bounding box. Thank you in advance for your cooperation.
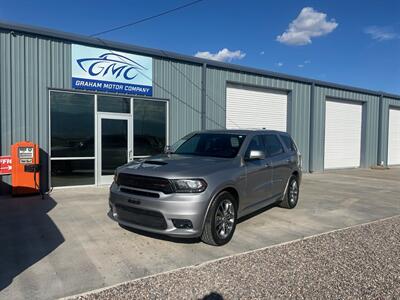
[226,85,288,131]
[324,100,362,169]
[388,108,400,165]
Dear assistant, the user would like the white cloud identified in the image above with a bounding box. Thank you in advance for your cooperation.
[194,48,246,62]
[364,26,398,41]
[277,7,338,46]
[260,51,265,55]
[298,60,310,68]
[276,62,284,67]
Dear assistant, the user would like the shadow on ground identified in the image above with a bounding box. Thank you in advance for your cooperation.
[0,194,64,291]
[202,292,224,299]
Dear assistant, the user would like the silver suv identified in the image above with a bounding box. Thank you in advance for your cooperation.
[109,130,302,246]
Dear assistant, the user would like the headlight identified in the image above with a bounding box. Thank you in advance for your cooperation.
[113,171,119,184]
[171,179,207,193]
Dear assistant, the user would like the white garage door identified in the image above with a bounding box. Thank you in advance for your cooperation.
[324,100,362,169]
[388,108,400,165]
[226,85,288,131]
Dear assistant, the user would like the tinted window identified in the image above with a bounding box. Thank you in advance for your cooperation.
[263,134,285,157]
[280,135,297,152]
[134,100,167,156]
[51,92,94,157]
[174,135,201,154]
[101,119,128,175]
[51,159,95,187]
[245,135,264,158]
[174,133,246,158]
[98,95,130,113]
[170,133,196,152]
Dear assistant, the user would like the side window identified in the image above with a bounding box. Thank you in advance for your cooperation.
[263,134,285,157]
[280,134,297,152]
[245,135,264,158]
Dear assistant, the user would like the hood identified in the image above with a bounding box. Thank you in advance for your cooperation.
[118,154,237,178]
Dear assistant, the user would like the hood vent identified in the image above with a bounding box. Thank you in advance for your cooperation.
[143,160,168,166]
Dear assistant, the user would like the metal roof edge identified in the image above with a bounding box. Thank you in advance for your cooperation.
[0,20,399,100]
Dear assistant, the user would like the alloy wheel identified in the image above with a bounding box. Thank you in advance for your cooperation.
[289,180,299,205]
[215,199,235,239]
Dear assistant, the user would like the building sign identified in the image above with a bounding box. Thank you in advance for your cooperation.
[71,44,153,96]
[0,156,12,175]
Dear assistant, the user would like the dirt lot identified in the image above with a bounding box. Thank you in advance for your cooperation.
[1,168,399,299]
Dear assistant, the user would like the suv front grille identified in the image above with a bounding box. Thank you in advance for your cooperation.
[117,173,173,194]
[115,204,167,230]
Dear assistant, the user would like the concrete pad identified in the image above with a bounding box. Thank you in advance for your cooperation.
[1,169,399,299]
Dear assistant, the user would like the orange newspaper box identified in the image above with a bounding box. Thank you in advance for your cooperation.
[11,141,40,196]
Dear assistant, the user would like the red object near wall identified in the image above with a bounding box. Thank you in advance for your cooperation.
[0,156,12,175]
[11,141,40,196]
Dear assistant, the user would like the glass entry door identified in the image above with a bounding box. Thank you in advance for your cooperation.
[97,114,133,185]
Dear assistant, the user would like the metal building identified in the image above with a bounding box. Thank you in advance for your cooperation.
[0,21,399,194]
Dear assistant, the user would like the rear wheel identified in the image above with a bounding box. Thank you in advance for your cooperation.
[279,176,299,209]
[201,191,237,246]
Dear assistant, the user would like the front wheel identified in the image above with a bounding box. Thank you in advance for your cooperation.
[279,176,300,209]
[201,191,237,246]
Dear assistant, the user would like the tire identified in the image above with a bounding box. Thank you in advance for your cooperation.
[279,175,300,209]
[201,191,237,246]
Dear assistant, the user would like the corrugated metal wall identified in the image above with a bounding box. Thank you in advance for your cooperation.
[205,67,311,172]
[379,97,400,165]
[0,30,71,192]
[0,30,203,192]
[153,58,202,143]
[311,86,380,171]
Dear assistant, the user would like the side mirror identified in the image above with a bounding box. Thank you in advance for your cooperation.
[246,150,265,160]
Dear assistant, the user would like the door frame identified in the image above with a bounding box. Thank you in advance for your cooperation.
[96,113,133,185]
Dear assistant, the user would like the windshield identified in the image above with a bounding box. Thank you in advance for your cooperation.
[174,133,246,158]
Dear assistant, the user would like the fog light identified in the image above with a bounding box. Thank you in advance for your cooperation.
[111,206,118,218]
[172,219,193,229]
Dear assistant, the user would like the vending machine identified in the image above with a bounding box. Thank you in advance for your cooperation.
[11,141,40,196]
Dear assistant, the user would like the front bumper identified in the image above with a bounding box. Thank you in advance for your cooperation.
[108,182,211,238]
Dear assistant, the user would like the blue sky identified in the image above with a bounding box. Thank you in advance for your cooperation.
[1,0,399,94]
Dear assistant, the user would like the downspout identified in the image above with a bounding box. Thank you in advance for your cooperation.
[377,93,383,166]
[201,63,207,130]
[308,82,315,172]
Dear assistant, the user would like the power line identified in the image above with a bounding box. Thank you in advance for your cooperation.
[90,0,205,37]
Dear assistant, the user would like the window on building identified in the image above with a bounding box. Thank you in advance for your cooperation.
[50,91,95,187]
[134,99,167,156]
[51,92,95,157]
[50,159,95,187]
[97,95,130,113]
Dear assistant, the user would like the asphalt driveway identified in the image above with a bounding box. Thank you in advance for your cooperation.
[1,168,399,299]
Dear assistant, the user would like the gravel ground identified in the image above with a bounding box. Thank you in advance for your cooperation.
[70,216,400,300]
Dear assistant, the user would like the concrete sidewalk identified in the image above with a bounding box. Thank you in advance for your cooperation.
[1,168,400,299]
